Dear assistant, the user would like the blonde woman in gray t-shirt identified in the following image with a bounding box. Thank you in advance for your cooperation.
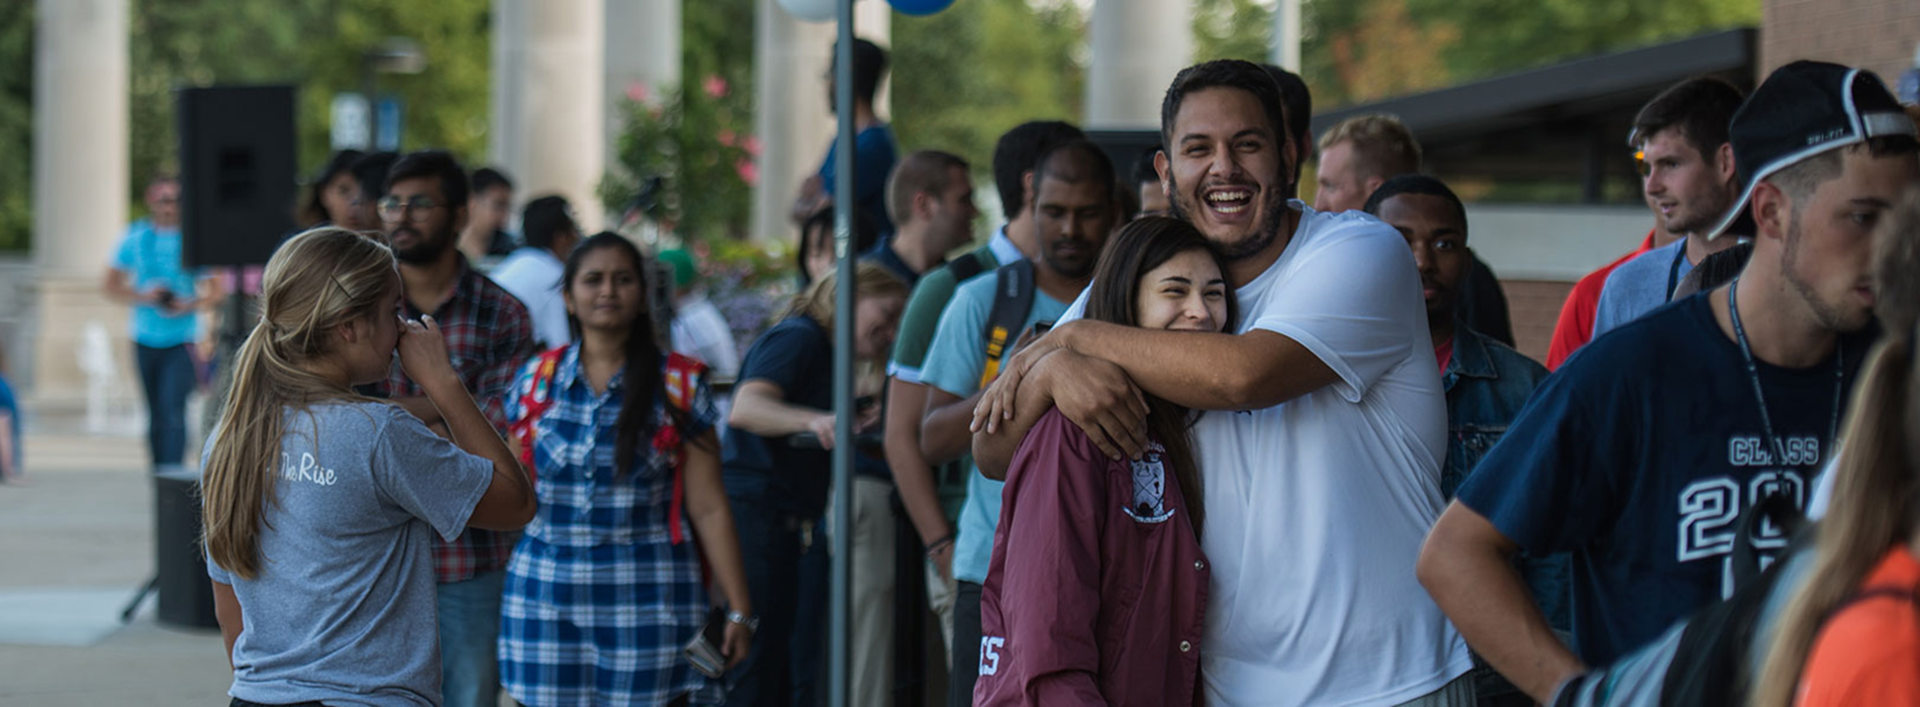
[201,227,536,707]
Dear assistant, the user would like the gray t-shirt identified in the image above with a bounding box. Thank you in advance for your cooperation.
[1591,238,1692,341]
[204,400,494,707]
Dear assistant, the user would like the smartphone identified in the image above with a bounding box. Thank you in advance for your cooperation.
[683,606,728,678]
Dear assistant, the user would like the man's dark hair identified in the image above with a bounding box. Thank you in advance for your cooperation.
[1161,60,1291,157]
[1630,77,1745,157]
[1032,140,1117,200]
[521,195,575,251]
[386,150,470,207]
[350,151,398,201]
[1362,173,1469,240]
[471,167,513,196]
[1132,146,1163,187]
[991,121,1086,218]
[1262,64,1312,157]
[832,37,888,107]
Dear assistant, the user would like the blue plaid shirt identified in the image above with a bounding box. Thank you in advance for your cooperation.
[499,343,725,706]
[504,343,720,548]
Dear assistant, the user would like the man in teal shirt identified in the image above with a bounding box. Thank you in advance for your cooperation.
[104,176,220,474]
[882,121,1084,658]
[919,141,1118,706]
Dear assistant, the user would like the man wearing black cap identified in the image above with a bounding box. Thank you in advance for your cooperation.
[1417,61,1920,704]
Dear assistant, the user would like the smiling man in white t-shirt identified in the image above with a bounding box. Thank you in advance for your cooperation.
[971,59,1473,706]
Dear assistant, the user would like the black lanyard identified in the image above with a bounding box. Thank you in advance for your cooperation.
[1727,276,1845,467]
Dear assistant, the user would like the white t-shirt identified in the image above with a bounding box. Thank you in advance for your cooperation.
[490,248,571,350]
[1059,203,1471,705]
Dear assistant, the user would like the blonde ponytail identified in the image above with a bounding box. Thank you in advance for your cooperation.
[201,228,398,579]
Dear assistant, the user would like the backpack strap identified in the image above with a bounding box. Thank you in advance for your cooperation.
[660,353,708,547]
[978,259,1036,388]
[1731,489,1805,589]
[944,250,989,284]
[508,346,569,485]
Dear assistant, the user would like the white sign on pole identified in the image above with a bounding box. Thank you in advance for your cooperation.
[331,93,372,150]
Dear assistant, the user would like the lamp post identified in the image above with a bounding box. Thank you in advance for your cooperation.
[362,37,427,150]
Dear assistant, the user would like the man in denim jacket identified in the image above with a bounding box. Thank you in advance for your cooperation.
[1367,175,1565,704]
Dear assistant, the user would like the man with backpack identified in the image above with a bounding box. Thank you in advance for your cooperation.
[917,140,1117,706]
[1417,61,1920,704]
[881,121,1084,674]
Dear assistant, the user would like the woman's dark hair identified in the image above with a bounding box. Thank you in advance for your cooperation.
[1082,216,1236,534]
[298,149,365,227]
[795,208,879,287]
[561,232,704,475]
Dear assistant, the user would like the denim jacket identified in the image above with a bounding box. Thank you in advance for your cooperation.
[1441,326,1572,632]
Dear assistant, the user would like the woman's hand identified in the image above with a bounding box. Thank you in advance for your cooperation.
[396,315,458,389]
[722,621,753,670]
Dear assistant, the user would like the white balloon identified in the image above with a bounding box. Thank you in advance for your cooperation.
[778,0,836,23]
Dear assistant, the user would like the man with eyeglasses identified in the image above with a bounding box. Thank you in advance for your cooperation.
[366,150,535,707]
[104,174,224,476]
[1587,77,1747,342]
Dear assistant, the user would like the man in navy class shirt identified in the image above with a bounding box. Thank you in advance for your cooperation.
[1417,61,1920,704]
[791,36,897,236]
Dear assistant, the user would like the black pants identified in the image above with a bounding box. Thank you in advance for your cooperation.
[947,580,984,707]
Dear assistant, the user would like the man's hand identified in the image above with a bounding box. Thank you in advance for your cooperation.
[968,330,1068,436]
[1041,351,1149,460]
[976,341,1147,461]
[928,542,954,583]
[805,412,837,451]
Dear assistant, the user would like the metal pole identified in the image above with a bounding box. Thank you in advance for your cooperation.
[1270,0,1301,72]
[829,0,856,705]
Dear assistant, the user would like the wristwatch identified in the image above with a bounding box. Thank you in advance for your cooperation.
[726,610,760,632]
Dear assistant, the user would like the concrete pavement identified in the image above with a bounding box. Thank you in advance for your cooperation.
[0,416,233,705]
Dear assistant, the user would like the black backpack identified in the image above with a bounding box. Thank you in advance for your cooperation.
[1552,492,1810,707]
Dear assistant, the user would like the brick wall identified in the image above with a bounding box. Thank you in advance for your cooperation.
[1763,0,1920,87]
[1499,279,1575,365]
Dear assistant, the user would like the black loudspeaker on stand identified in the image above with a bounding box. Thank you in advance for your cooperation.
[122,85,297,628]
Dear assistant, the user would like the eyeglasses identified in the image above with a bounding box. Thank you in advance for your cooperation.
[377,195,443,222]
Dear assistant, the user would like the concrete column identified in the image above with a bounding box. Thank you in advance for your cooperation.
[749,0,889,243]
[1086,0,1193,129]
[28,0,132,407]
[1271,0,1301,72]
[490,0,607,231]
[604,0,681,156]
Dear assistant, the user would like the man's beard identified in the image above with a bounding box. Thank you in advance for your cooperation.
[390,225,452,264]
[1670,182,1737,235]
[1782,216,1871,334]
[1167,171,1291,261]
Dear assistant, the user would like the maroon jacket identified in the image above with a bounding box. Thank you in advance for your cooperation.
[974,409,1209,707]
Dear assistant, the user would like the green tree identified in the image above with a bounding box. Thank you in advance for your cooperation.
[1301,0,1760,108]
[1194,0,1274,64]
[125,0,491,214]
[891,0,1086,212]
[0,1,30,251]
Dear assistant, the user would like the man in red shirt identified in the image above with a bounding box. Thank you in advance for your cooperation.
[1543,201,1675,370]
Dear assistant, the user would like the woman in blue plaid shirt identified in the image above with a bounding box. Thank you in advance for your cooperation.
[499,233,755,706]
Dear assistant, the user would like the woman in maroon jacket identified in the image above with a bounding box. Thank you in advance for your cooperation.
[974,216,1237,707]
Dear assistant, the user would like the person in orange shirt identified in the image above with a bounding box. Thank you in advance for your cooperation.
[1752,188,1920,707]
